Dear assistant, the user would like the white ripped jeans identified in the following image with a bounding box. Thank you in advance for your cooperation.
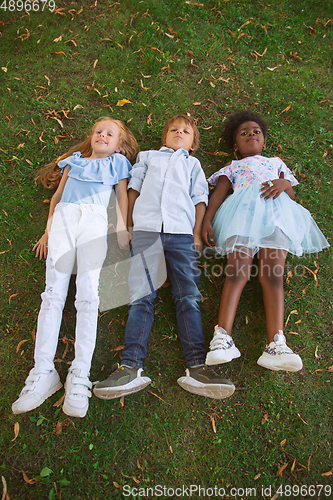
[34,202,108,374]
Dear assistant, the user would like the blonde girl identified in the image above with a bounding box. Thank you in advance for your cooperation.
[12,117,139,418]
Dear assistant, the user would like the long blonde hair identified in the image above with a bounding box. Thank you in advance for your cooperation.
[35,117,139,189]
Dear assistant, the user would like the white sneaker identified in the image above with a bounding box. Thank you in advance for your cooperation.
[205,325,241,365]
[63,369,92,418]
[12,368,62,415]
[257,331,303,372]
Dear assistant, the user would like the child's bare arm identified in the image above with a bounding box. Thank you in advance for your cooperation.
[33,166,69,259]
[127,188,140,233]
[202,176,232,247]
[115,178,130,250]
[193,202,206,253]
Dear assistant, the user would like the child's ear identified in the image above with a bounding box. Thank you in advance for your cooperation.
[116,147,121,153]
[233,144,238,152]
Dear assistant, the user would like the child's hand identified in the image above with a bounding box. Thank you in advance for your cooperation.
[33,232,48,260]
[116,228,131,251]
[202,220,215,247]
[260,178,291,200]
[193,233,204,254]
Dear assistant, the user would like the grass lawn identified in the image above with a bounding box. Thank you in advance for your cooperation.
[0,0,332,498]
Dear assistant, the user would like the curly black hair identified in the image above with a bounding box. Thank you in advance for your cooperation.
[223,110,268,149]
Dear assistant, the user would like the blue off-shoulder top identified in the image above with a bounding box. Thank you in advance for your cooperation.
[58,152,132,207]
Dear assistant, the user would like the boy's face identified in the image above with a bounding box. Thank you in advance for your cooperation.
[164,119,194,152]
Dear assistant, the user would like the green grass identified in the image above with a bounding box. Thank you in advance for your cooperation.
[0,0,332,498]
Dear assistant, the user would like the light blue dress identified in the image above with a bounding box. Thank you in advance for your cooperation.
[208,155,329,257]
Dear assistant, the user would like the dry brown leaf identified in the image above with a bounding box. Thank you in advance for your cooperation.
[280,104,292,114]
[53,35,62,42]
[53,394,65,408]
[55,51,67,57]
[315,345,321,359]
[73,104,83,110]
[149,391,171,405]
[93,59,98,69]
[291,457,297,472]
[261,412,268,425]
[285,309,298,327]
[280,438,286,448]
[55,421,62,436]
[21,469,37,484]
[210,415,217,433]
[16,339,28,353]
[277,462,288,477]
[321,467,333,476]
[254,473,261,480]
[9,293,19,305]
[51,117,63,128]
[113,481,122,489]
[147,113,152,125]
[120,396,125,408]
[132,476,140,484]
[11,422,19,442]
[328,365,333,372]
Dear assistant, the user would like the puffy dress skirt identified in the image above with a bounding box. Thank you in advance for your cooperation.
[212,185,329,257]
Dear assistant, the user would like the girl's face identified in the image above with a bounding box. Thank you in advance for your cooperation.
[90,120,121,158]
[234,121,265,158]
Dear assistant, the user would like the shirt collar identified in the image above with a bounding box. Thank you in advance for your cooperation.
[159,146,190,158]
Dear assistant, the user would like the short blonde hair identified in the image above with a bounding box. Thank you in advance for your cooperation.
[35,117,139,189]
[161,114,200,154]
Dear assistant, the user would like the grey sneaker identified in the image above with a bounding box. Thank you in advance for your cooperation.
[93,364,151,400]
[177,364,235,399]
[257,331,303,372]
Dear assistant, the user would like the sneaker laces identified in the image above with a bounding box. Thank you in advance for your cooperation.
[267,331,294,355]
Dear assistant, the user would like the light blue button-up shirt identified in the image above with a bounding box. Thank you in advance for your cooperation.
[128,147,208,234]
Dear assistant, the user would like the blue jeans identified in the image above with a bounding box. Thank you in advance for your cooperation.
[121,232,206,368]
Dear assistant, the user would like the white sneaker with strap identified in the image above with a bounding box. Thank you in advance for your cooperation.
[206,325,241,365]
[12,368,62,415]
[63,369,92,418]
[257,331,303,372]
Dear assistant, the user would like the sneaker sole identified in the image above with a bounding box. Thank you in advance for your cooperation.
[257,355,303,372]
[177,377,235,399]
[12,381,63,415]
[63,400,88,418]
[93,377,151,400]
[206,348,241,366]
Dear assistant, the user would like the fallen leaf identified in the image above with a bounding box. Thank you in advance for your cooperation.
[280,104,292,114]
[210,415,217,433]
[73,104,83,110]
[132,476,140,484]
[113,481,122,489]
[285,309,298,327]
[277,462,288,477]
[55,421,62,436]
[116,99,131,107]
[93,59,98,69]
[1,67,8,72]
[9,293,19,305]
[147,113,152,125]
[261,412,268,424]
[315,345,321,359]
[53,36,63,42]
[16,339,28,353]
[321,467,333,476]
[21,469,37,484]
[254,473,261,480]
[149,391,171,405]
[53,394,65,407]
[291,457,297,472]
[11,422,19,441]
[280,438,286,448]
[120,396,125,408]
[55,51,67,57]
